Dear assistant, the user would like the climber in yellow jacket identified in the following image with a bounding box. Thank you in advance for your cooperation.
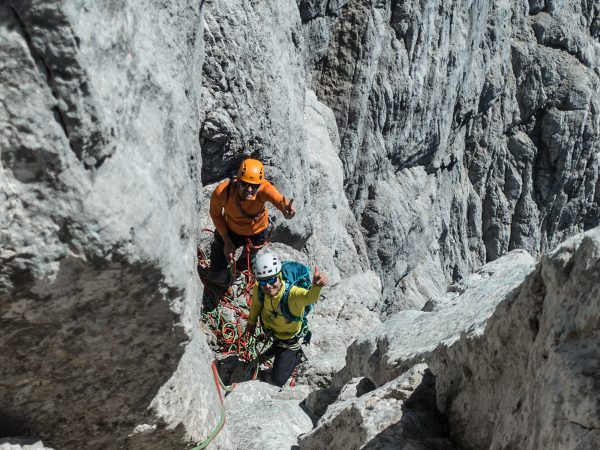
[205,158,296,287]
[245,251,328,387]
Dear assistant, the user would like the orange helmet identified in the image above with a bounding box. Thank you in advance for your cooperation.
[237,159,264,184]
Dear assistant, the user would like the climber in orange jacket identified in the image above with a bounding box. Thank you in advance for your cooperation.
[205,158,296,287]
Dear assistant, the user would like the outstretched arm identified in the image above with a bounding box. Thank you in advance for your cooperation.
[260,182,296,220]
[288,266,329,313]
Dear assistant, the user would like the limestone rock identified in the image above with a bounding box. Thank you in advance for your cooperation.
[302,89,370,282]
[298,270,382,389]
[200,0,312,245]
[0,2,224,449]
[324,228,599,449]
[3,0,599,448]
[337,249,536,387]
[430,226,600,449]
[224,381,313,450]
[299,364,455,450]
[0,440,53,450]
[305,0,600,312]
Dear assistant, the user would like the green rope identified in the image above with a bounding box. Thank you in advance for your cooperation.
[188,405,225,450]
[188,362,232,450]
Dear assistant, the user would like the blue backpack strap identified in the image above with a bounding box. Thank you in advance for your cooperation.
[279,284,301,322]
[278,262,313,323]
[280,284,312,344]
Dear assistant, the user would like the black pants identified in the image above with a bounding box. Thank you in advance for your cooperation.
[209,225,271,273]
[262,339,306,387]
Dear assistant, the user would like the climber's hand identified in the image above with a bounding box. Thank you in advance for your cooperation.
[283,198,296,220]
[312,266,328,288]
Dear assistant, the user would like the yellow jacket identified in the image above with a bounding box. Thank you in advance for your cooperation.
[247,277,322,340]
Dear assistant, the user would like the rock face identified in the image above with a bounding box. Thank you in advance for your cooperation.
[300,0,600,312]
[300,269,382,385]
[2,0,598,449]
[299,364,455,450]
[200,1,372,279]
[200,0,599,315]
[308,227,599,449]
[0,440,52,450]
[430,226,600,450]
[200,0,312,246]
[337,249,536,386]
[224,381,313,450]
[0,1,224,449]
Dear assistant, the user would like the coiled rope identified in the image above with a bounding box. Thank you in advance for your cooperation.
[189,228,275,448]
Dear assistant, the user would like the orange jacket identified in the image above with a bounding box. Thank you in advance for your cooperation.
[209,179,287,237]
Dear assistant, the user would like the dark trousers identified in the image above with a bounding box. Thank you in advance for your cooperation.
[209,225,271,273]
[262,339,306,387]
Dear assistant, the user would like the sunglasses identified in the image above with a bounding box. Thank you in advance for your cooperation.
[239,180,260,190]
[257,276,278,287]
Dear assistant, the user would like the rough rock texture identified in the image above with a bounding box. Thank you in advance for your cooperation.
[337,249,535,386]
[299,364,455,450]
[200,0,312,246]
[197,89,370,281]
[224,381,312,450]
[299,269,382,387]
[322,227,599,450]
[300,0,600,313]
[302,89,370,282]
[0,440,52,450]
[201,0,599,316]
[200,0,372,277]
[3,0,599,448]
[430,226,600,450]
[0,1,225,449]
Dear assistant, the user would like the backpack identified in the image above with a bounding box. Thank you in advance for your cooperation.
[257,261,314,344]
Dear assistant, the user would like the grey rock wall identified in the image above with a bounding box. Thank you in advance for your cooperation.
[430,226,600,450]
[336,248,536,387]
[225,382,313,450]
[301,0,600,313]
[2,0,598,448]
[0,440,52,450]
[200,0,312,246]
[200,0,599,314]
[307,227,599,449]
[299,364,454,450]
[0,1,224,449]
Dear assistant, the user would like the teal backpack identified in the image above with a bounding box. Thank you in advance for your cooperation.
[257,261,314,344]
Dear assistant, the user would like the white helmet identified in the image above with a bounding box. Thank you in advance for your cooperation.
[253,251,282,279]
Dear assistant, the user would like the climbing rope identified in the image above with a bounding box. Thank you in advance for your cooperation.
[197,228,272,361]
[190,227,302,448]
[188,361,231,450]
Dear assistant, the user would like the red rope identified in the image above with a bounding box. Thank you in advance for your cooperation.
[199,227,278,363]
